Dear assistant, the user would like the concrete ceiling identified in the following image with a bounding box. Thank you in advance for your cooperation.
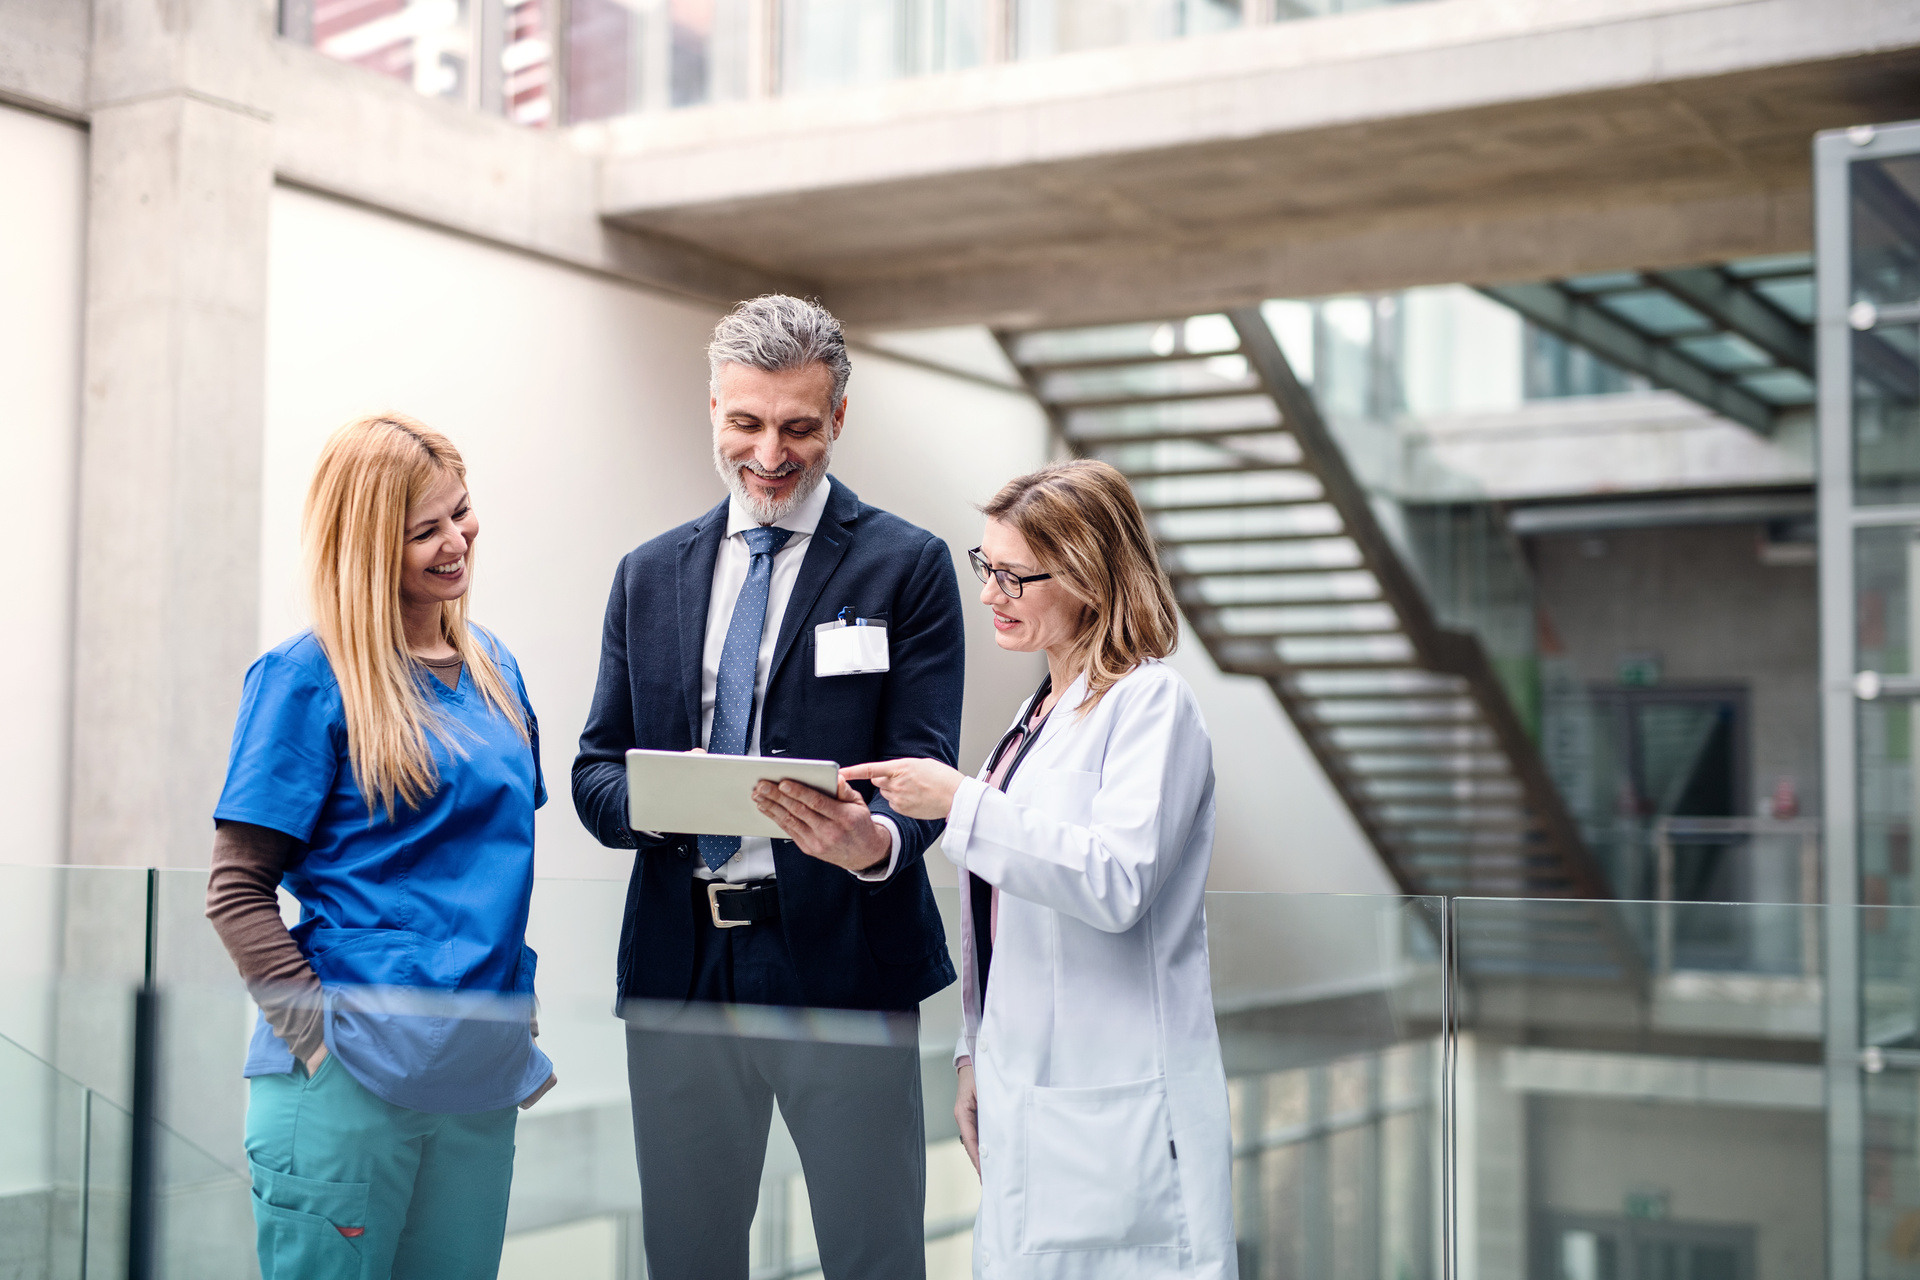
[590,0,1920,328]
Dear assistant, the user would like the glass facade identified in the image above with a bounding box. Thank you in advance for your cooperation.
[284,0,559,124]
[1851,156,1920,507]
[279,0,1433,122]
[1818,119,1920,1280]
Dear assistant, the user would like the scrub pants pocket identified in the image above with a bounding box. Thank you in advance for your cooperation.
[250,1163,370,1280]
[246,1052,519,1280]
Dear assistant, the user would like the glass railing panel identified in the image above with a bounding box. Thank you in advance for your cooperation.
[1207,893,1446,1280]
[1455,896,1830,1280]
[144,871,273,1279]
[1,1019,244,1280]
[0,1032,121,1279]
[148,870,1444,1275]
[0,865,150,1109]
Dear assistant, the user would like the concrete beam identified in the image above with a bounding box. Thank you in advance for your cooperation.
[0,0,89,118]
[591,0,1920,322]
[827,187,1812,330]
[0,0,806,307]
[263,42,810,307]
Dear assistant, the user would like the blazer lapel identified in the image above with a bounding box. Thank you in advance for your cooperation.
[768,478,859,686]
[675,499,729,745]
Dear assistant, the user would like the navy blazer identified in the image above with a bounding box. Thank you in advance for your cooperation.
[573,478,963,1012]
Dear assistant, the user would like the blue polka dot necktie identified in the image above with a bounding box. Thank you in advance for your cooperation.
[698,524,795,871]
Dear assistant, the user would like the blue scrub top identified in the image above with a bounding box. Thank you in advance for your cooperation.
[214,630,552,1114]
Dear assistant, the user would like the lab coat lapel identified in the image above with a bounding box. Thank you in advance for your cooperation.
[675,499,728,746]
[1008,674,1087,780]
[767,478,858,686]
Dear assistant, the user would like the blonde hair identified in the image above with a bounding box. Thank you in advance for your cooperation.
[983,460,1179,712]
[303,413,527,818]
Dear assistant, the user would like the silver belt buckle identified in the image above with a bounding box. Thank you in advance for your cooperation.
[708,881,753,929]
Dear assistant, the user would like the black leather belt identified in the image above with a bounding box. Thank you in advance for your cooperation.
[701,878,780,928]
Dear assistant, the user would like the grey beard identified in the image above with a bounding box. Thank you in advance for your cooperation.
[714,437,832,525]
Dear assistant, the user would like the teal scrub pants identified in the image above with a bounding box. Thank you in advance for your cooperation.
[245,1054,518,1279]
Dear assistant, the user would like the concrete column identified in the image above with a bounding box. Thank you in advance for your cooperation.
[68,1,274,870]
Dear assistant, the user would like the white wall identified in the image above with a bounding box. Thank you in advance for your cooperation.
[0,99,84,1217]
[265,186,724,878]
[0,104,85,869]
[264,187,1396,900]
[263,189,1064,886]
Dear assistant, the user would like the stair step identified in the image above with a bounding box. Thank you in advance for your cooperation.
[1391,827,1543,845]
[1278,637,1418,663]
[1164,560,1366,578]
[1350,768,1516,783]
[1140,496,1334,515]
[1316,705,1479,720]
[1212,628,1408,645]
[1113,461,1309,482]
[1063,424,1285,449]
[1183,591,1385,612]
[1345,750,1511,766]
[1291,672,1468,696]
[1014,347,1244,374]
[1372,808,1533,827]
[1330,726,1497,747]
[1053,385,1266,412]
[1152,518,1351,545]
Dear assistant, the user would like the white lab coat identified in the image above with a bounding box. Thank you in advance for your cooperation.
[944,660,1236,1280]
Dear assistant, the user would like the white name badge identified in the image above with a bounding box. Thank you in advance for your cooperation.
[815,620,890,676]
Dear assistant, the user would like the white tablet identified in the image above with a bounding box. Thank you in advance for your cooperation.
[625,749,842,839]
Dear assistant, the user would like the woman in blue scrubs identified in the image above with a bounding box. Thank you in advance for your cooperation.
[205,413,555,1279]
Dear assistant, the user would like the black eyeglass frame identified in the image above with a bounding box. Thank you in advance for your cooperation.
[969,547,1053,599]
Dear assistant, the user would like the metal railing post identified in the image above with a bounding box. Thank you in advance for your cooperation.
[127,868,159,1280]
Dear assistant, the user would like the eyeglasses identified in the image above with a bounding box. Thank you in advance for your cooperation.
[969,547,1053,599]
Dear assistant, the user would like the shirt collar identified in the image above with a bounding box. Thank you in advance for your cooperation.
[725,475,833,541]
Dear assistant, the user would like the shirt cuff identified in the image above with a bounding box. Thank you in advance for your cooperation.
[852,816,903,881]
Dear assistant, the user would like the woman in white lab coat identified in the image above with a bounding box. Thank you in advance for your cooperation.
[844,460,1235,1280]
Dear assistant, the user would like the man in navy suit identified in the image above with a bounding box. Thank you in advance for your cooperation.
[573,295,962,1280]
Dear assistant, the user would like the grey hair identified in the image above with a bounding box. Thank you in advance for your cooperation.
[707,295,852,413]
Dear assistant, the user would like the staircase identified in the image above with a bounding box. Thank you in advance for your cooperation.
[999,308,1637,981]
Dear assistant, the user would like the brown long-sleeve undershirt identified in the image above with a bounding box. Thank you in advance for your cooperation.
[205,820,326,1064]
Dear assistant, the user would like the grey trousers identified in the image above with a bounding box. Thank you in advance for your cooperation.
[624,893,926,1280]
[624,1023,927,1280]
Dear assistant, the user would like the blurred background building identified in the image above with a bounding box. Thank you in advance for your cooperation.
[2,0,1919,1277]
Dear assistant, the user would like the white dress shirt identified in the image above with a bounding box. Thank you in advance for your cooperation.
[696,477,900,883]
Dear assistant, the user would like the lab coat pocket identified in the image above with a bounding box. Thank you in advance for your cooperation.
[1020,1076,1185,1253]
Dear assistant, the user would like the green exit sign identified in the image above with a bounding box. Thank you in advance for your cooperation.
[1625,1190,1670,1221]
[1618,653,1662,687]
